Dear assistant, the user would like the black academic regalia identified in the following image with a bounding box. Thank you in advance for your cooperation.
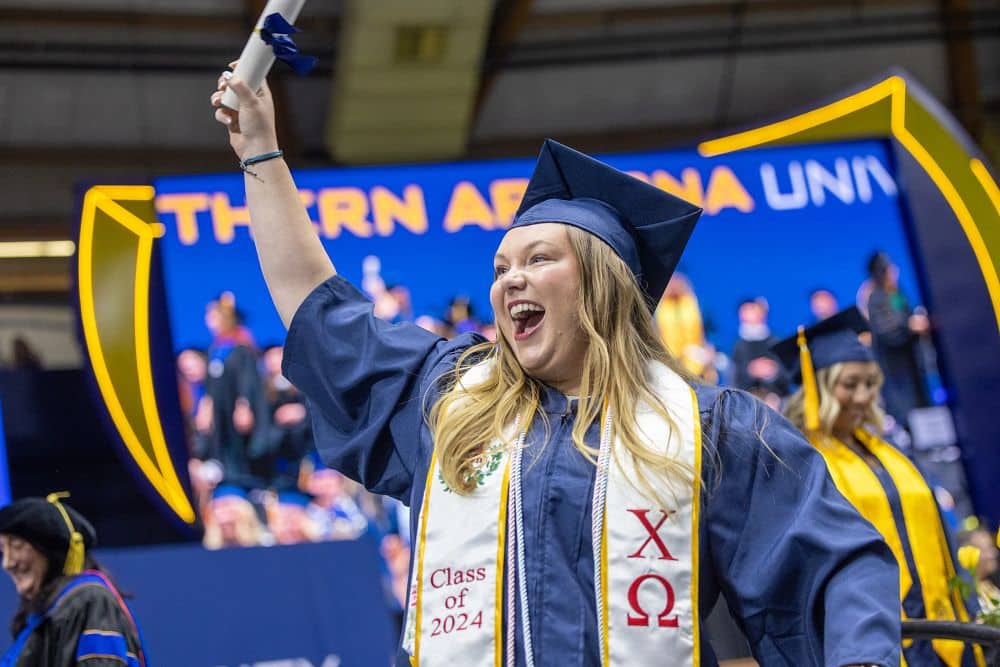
[730,335,786,393]
[866,286,930,424]
[199,340,271,489]
[261,387,313,490]
[11,576,143,667]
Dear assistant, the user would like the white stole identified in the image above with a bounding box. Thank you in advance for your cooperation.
[405,361,700,666]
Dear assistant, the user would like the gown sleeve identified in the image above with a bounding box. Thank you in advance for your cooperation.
[702,388,901,667]
[48,585,141,667]
[281,275,481,501]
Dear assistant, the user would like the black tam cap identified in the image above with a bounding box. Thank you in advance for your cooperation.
[0,495,96,574]
[512,139,703,309]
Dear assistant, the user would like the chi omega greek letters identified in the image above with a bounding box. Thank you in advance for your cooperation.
[404,360,701,666]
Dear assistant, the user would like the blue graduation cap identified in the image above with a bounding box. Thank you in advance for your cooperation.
[512,139,703,308]
[276,490,313,508]
[771,306,874,379]
[770,306,875,431]
[212,484,249,501]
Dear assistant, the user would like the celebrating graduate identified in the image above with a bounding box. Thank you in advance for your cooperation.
[0,494,146,666]
[212,71,901,666]
[773,308,985,667]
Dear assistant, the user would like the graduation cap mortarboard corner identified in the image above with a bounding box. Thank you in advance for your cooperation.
[770,307,875,433]
[771,306,874,380]
[512,139,703,308]
[0,493,96,576]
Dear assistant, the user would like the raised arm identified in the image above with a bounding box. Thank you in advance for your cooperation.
[211,68,335,328]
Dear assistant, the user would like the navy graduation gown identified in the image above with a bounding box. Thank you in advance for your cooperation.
[283,276,901,667]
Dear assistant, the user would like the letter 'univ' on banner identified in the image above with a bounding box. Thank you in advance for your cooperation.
[76,71,999,528]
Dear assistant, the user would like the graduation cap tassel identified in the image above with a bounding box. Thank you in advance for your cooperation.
[45,491,86,576]
[64,531,85,576]
[797,326,820,433]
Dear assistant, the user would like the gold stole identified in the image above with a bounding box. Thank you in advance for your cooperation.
[811,429,985,667]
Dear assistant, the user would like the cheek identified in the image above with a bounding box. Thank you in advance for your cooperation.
[489,284,504,319]
[833,389,852,409]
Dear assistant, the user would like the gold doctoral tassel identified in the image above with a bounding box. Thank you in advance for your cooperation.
[46,491,85,576]
[797,326,820,433]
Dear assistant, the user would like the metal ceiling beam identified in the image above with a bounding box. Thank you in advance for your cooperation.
[525,0,932,29]
[0,7,338,33]
[497,7,1000,69]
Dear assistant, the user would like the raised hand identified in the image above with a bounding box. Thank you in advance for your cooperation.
[210,62,279,161]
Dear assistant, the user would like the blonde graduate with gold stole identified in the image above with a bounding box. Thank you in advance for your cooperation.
[212,69,902,667]
[774,307,986,667]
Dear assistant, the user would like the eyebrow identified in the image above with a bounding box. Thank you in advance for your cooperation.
[494,239,558,262]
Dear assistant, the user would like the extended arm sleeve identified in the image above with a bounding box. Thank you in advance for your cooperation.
[703,389,901,667]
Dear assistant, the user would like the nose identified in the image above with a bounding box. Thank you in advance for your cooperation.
[1,548,12,573]
[854,384,875,407]
[499,266,527,292]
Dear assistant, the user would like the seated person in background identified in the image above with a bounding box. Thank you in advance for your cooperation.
[0,494,147,666]
[266,490,321,545]
[304,455,368,541]
[774,307,985,667]
[202,485,267,549]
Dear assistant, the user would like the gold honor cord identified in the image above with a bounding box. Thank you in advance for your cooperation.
[698,75,1000,334]
[77,186,195,523]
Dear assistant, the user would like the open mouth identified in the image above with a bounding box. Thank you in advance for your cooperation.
[510,302,545,341]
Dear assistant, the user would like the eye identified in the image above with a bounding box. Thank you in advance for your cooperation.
[529,254,548,264]
[493,266,508,279]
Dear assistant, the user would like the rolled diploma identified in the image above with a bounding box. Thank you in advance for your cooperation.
[221,0,308,110]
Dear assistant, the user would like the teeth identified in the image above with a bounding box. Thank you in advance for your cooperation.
[509,303,545,318]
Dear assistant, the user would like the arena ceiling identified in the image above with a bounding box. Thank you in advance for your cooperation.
[0,0,997,296]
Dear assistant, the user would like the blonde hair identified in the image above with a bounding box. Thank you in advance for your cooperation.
[428,225,694,503]
[784,362,885,440]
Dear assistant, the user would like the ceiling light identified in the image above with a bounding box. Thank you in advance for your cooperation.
[0,240,77,259]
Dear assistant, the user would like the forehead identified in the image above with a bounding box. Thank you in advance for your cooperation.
[837,361,879,377]
[495,222,569,257]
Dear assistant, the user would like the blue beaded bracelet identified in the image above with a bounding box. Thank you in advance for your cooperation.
[239,149,284,177]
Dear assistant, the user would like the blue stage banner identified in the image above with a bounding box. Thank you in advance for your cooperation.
[0,539,395,666]
[153,139,920,356]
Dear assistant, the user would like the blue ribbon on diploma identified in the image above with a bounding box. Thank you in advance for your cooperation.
[259,13,317,75]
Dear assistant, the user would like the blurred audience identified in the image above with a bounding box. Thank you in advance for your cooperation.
[261,345,312,493]
[730,297,786,407]
[655,273,719,383]
[865,251,931,425]
[184,254,976,564]
[194,292,271,491]
[809,288,839,322]
[202,486,267,550]
[304,456,368,541]
[267,491,321,545]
